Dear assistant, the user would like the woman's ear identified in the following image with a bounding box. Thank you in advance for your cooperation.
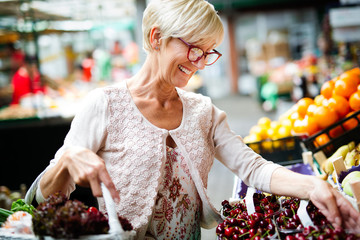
[150,27,161,50]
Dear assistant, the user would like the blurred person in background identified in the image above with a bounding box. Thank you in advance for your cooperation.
[81,51,95,82]
[11,55,45,105]
[7,42,25,75]
[30,0,360,239]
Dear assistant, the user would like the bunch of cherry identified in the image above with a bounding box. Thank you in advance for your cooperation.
[284,226,358,240]
[217,193,279,240]
[217,194,359,240]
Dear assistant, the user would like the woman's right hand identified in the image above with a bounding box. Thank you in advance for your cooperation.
[61,146,120,202]
[40,146,120,203]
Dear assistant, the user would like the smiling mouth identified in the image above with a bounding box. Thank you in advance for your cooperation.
[178,65,191,75]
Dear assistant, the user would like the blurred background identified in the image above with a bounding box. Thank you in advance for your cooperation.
[1,0,360,225]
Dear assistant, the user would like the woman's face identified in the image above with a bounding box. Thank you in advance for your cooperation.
[158,37,215,88]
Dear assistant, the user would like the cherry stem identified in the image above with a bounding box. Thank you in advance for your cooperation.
[261,230,270,238]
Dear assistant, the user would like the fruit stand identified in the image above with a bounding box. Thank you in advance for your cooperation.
[224,67,360,239]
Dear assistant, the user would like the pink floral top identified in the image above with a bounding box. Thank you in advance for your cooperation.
[145,146,201,239]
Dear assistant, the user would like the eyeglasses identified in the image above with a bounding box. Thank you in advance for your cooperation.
[178,38,222,66]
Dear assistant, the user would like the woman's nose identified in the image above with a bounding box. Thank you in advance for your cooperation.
[192,57,206,70]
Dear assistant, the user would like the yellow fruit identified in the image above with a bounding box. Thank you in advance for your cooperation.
[280,118,293,128]
[327,141,355,163]
[344,149,357,168]
[250,125,262,135]
[267,128,277,140]
[270,121,281,131]
[243,134,260,144]
[344,147,360,168]
[321,159,334,175]
[258,117,271,128]
[277,125,292,139]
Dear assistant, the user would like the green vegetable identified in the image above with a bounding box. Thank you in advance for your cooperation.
[0,207,13,224]
[11,199,35,216]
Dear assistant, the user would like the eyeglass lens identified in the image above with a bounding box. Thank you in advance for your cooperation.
[189,47,218,65]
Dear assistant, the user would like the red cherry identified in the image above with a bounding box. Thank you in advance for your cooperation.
[232,234,240,240]
[248,228,256,237]
[248,219,257,229]
[216,225,224,234]
[224,227,234,238]
[87,206,98,213]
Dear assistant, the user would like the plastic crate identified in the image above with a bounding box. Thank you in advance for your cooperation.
[246,136,303,165]
[302,110,360,158]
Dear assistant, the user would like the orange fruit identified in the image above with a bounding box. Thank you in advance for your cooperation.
[340,69,360,86]
[293,115,319,136]
[296,97,314,118]
[343,111,360,131]
[347,67,360,76]
[303,115,320,136]
[314,95,326,106]
[293,118,306,134]
[333,76,358,99]
[349,90,360,111]
[314,133,330,147]
[289,111,301,124]
[313,105,339,129]
[320,80,335,99]
[306,104,318,117]
[327,95,350,119]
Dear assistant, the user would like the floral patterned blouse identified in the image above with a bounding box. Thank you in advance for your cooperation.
[145,146,201,239]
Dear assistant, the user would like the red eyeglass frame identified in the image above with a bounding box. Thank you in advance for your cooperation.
[178,38,222,66]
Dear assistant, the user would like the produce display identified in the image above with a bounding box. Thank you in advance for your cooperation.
[217,193,359,240]
[238,67,360,239]
[0,192,133,239]
[244,67,360,152]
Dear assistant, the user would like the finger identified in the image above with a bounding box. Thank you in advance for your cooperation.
[314,191,342,228]
[99,168,120,203]
[88,174,103,197]
[326,196,342,228]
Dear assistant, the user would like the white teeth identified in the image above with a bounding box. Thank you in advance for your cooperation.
[178,65,191,75]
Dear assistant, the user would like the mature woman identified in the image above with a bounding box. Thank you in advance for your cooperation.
[33,0,359,239]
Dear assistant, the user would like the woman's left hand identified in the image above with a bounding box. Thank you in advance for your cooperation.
[309,178,360,231]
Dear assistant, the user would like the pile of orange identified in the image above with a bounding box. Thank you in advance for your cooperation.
[293,67,360,146]
[244,67,360,150]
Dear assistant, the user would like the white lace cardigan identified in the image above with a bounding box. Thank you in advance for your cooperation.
[35,81,281,239]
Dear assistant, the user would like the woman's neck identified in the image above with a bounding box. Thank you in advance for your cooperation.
[126,55,178,105]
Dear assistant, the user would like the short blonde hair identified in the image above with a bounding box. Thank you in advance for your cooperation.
[142,0,224,53]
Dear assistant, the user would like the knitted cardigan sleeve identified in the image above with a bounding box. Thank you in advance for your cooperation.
[35,88,109,202]
[211,104,283,193]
